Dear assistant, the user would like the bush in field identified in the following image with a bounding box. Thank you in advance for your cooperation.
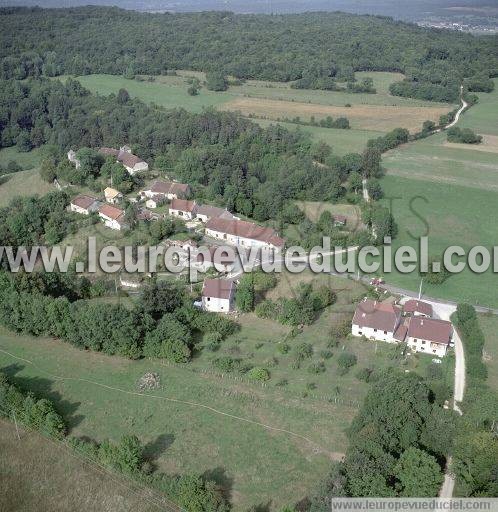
[337,352,357,374]
[248,367,270,381]
[308,361,326,374]
[212,356,240,373]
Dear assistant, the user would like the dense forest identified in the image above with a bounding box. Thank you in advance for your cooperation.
[0,7,497,101]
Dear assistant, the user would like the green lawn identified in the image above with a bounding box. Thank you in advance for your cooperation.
[0,419,159,512]
[72,74,235,113]
[69,73,450,155]
[254,118,382,155]
[459,81,498,136]
[379,174,498,308]
[0,168,54,207]
[379,80,498,307]
[0,146,45,170]
[383,132,498,191]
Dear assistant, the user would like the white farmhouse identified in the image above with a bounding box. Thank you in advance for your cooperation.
[205,217,284,252]
[169,198,197,220]
[406,317,452,357]
[69,195,100,215]
[98,204,128,231]
[352,299,403,343]
[403,299,433,318]
[352,298,453,357]
[99,146,148,176]
[201,278,236,313]
[141,180,191,201]
[104,187,123,205]
[195,204,236,224]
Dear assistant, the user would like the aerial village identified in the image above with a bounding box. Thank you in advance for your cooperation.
[67,146,454,359]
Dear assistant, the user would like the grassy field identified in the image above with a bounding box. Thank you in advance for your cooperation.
[0,146,44,170]
[379,80,498,307]
[296,201,362,228]
[379,174,498,307]
[70,72,453,149]
[220,97,449,133]
[0,168,54,207]
[0,419,161,512]
[0,272,438,509]
[253,118,382,155]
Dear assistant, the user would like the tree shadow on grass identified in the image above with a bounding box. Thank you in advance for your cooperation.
[0,174,13,187]
[1,363,84,432]
[202,466,235,504]
[143,433,175,462]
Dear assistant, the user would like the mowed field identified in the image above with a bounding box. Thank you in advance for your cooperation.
[219,97,449,133]
[72,72,454,151]
[380,79,498,307]
[0,272,439,509]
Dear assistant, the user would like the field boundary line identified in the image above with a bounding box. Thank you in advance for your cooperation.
[0,347,337,457]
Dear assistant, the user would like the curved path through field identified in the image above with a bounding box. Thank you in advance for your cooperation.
[0,347,343,461]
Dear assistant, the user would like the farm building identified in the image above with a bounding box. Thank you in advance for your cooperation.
[98,204,128,231]
[141,180,191,201]
[205,217,285,251]
[352,299,452,357]
[99,146,148,175]
[403,299,433,318]
[195,204,237,223]
[202,278,236,313]
[104,187,123,204]
[69,195,100,215]
[169,198,197,220]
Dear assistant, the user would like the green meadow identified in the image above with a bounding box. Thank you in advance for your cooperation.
[69,72,450,154]
[0,272,440,509]
[380,80,498,307]
[254,118,382,155]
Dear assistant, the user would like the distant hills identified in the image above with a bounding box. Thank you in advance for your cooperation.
[1,0,496,22]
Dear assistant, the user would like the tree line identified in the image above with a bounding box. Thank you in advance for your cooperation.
[0,7,496,102]
[0,271,237,363]
[0,370,229,511]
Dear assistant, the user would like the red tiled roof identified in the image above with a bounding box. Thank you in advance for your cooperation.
[394,324,408,342]
[353,299,402,333]
[333,215,347,224]
[206,217,284,247]
[71,195,98,210]
[170,198,197,213]
[202,278,235,300]
[404,299,433,317]
[408,317,452,345]
[98,204,125,221]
